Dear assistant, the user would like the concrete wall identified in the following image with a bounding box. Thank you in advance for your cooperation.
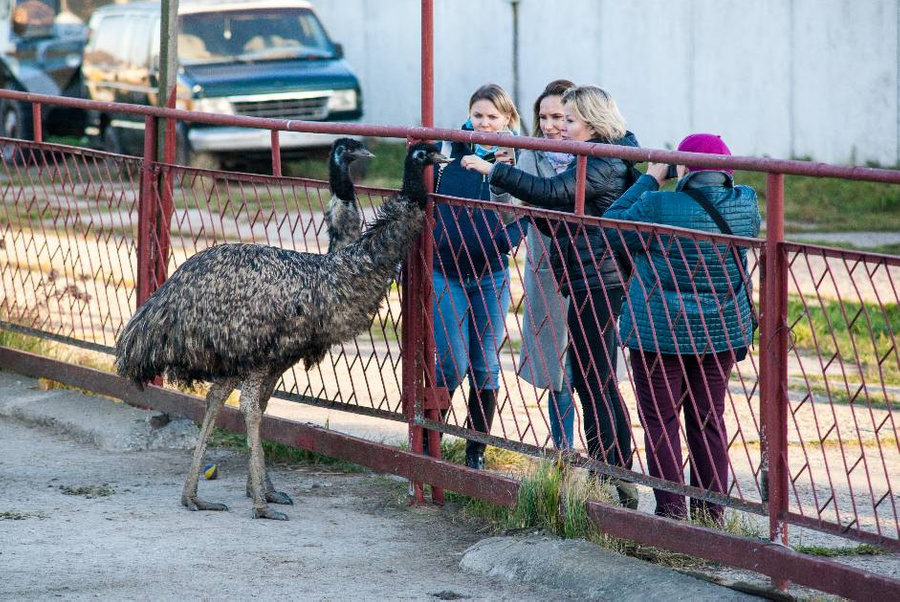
[313,0,899,166]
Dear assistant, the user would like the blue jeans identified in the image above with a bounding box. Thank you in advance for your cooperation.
[433,269,511,392]
[549,355,575,450]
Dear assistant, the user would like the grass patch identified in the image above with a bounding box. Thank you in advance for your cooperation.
[446,457,766,572]
[788,295,900,385]
[733,169,900,233]
[788,239,900,255]
[208,427,366,472]
[0,326,51,356]
[0,510,48,520]
[59,484,114,498]
[793,543,884,557]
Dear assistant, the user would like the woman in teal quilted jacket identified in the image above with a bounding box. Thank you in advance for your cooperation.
[605,133,761,522]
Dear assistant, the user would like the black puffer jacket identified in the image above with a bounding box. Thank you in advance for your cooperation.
[489,132,640,294]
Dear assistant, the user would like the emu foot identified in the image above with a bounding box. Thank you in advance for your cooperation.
[181,495,228,512]
[246,475,293,504]
[266,491,294,505]
[253,506,289,520]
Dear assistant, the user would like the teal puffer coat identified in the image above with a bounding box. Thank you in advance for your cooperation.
[604,171,761,355]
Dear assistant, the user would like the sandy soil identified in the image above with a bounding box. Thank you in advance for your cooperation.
[0,417,570,601]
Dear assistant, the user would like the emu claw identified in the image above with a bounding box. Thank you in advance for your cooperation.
[182,496,229,512]
[266,491,294,505]
[253,506,289,520]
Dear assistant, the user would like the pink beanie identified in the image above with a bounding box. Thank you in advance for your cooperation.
[676,133,733,174]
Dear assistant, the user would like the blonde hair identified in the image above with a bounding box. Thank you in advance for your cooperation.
[531,79,575,137]
[561,85,626,142]
[468,83,521,134]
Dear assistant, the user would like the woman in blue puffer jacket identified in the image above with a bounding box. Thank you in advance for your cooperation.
[604,133,761,522]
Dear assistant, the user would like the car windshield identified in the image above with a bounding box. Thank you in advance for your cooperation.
[179,7,335,65]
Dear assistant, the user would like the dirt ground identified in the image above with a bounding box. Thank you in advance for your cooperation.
[0,417,571,601]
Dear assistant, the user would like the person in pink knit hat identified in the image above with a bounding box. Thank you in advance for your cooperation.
[605,133,761,522]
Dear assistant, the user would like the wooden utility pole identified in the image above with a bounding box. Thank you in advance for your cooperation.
[157,0,178,161]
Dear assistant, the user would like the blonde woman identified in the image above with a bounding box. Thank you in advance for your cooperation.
[463,85,639,507]
[432,83,523,470]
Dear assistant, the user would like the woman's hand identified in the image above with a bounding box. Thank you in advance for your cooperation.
[461,155,493,175]
[646,162,671,186]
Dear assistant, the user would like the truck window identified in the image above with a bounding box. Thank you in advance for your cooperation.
[85,14,127,67]
[126,15,152,69]
[179,7,335,64]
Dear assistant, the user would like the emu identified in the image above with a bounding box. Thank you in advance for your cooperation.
[115,143,450,520]
[325,138,373,252]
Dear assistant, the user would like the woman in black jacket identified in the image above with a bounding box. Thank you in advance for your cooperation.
[463,85,639,507]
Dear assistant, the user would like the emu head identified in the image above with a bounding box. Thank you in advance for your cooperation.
[329,138,374,200]
[402,142,451,208]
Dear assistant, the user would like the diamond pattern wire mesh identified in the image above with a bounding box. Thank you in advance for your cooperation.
[1,141,140,352]
[1,134,897,545]
[782,243,900,541]
[426,192,767,510]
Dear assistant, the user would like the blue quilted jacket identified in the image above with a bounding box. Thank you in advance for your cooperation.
[604,171,761,354]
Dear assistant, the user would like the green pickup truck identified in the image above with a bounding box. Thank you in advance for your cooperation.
[81,0,364,169]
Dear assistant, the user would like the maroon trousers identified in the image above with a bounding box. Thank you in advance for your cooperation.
[630,349,734,521]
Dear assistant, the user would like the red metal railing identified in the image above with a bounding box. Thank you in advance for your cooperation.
[1,87,899,598]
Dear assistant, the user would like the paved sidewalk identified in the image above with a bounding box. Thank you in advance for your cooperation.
[0,369,759,601]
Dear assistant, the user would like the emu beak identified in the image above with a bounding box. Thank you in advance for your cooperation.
[431,152,452,164]
[349,149,375,160]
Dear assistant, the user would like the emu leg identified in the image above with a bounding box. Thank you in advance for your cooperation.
[241,370,288,520]
[182,378,238,511]
[245,373,293,505]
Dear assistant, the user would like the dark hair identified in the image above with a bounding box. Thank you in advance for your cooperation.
[531,79,576,137]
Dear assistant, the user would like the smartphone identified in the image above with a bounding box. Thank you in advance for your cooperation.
[665,164,679,179]
[496,146,516,165]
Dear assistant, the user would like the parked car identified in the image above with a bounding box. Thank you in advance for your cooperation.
[81,0,363,168]
[0,0,94,162]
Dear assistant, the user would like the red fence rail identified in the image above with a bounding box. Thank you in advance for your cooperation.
[1,88,900,598]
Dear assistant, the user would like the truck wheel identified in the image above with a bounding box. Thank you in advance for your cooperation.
[0,99,34,165]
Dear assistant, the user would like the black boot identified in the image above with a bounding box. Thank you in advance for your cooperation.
[464,387,496,470]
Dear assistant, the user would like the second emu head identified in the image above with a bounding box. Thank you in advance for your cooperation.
[401,142,451,208]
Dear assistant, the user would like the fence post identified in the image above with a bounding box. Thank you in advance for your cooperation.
[136,115,159,308]
[761,172,790,589]
[574,155,587,215]
[31,103,42,143]
[271,130,282,177]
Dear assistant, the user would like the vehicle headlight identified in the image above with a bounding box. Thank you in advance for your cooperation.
[327,89,357,112]
[193,97,234,115]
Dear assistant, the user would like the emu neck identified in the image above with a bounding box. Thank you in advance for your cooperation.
[329,158,355,201]
[400,163,428,208]
[340,198,423,278]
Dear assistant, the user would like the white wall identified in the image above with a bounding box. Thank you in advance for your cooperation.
[313,0,899,166]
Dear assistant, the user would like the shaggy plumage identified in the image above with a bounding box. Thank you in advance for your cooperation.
[325,138,372,252]
[114,142,450,520]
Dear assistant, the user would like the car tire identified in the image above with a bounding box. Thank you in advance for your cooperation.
[0,98,35,166]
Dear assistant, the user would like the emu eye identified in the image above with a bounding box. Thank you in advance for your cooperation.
[412,149,426,161]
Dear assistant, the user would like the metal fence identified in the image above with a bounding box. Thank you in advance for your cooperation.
[1,88,899,599]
